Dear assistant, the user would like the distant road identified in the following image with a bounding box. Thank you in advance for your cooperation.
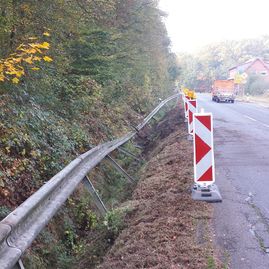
[198,93,269,269]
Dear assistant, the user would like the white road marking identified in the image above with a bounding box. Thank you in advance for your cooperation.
[243,115,269,128]
[244,115,257,122]
[258,104,269,108]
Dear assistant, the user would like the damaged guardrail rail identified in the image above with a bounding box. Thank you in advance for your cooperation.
[0,93,179,269]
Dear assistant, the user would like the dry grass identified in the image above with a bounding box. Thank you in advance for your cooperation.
[97,106,220,269]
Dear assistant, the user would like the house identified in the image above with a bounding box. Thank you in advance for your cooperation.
[228,58,269,83]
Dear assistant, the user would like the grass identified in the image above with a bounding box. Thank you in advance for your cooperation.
[207,256,216,269]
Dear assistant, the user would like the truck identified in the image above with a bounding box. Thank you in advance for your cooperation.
[212,79,235,103]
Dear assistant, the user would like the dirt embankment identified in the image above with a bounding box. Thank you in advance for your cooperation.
[97,105,219,269]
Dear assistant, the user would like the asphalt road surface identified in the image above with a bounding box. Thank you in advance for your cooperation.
[198,93,269,269]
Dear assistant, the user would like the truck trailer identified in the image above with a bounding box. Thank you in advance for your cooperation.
[212,79,235,103]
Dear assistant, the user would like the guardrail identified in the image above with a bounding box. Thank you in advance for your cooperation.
[0,93,179,269]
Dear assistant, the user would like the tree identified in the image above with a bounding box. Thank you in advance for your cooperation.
[178,36,269,93]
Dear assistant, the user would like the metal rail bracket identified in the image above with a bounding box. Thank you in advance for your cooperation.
[106,155,136,183]
[82,176,107,217]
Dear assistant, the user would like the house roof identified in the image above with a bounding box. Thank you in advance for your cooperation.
[229,58,269,72]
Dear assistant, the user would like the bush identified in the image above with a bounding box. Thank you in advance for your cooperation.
[245,74,269,95]
[0,206,11,220]
[103,209,126,242]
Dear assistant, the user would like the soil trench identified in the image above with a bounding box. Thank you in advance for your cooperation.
[97,106,218,269]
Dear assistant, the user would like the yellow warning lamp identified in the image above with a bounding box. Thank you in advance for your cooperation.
[183,88,189,96]
[187,90,193,99]
[188,90,197,100]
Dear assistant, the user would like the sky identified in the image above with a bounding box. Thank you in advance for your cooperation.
[159,0,269,53]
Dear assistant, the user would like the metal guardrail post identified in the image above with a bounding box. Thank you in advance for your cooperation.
[117,147,142,162]
[133,144,143,149]
[106,155,136,183]
[82,176,107,217]
[12,260,25,269]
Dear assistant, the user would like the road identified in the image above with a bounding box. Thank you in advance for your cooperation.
[198,94,269,269]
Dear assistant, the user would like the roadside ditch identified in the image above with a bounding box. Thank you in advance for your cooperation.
[90,105,221,269]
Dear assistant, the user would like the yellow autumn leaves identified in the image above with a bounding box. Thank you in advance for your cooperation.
[43,32,50,37]
[43,56,53,62]
[0,31,53,84]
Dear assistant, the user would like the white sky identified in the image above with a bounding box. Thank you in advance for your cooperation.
[159,0,269,53]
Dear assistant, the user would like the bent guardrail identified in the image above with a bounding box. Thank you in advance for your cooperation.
[0,93,179,269]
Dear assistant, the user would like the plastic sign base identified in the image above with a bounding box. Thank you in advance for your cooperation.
[187,134,193,141]
[191,183,222,203]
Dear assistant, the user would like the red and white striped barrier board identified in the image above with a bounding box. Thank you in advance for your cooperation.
[184,95,190,119]
[187,100,197,135]
[193,112,215,186]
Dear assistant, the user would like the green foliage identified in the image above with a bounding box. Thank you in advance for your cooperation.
[104,209,126,241]
[0,206,11,220]
[98,162,129,207]
[245,74,269,95]
[24,227,76,269]
[23,254,47,269]
[71,197,98,231]
[207,256,216,269]
[44,243,76,269]
[63,219,78,252]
